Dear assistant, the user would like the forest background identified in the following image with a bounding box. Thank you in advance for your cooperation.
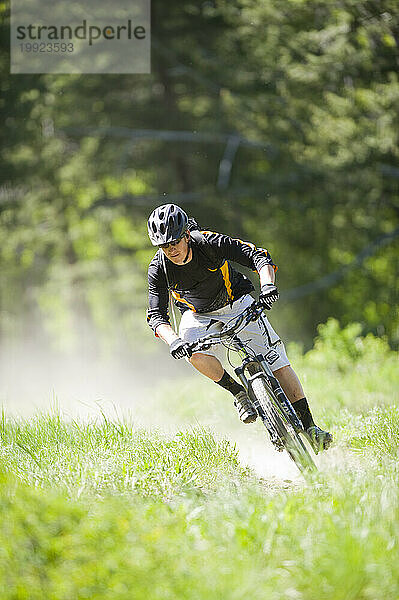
[0,0,398,362]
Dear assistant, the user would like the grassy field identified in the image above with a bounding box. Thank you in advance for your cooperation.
[0,320,398,599]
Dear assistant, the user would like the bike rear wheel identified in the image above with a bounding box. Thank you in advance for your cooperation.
[250,375,317,475]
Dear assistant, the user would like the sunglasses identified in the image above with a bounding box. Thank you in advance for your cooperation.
[159,234,187,250]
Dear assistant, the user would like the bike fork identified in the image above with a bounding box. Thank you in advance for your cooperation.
[254,355,303,431]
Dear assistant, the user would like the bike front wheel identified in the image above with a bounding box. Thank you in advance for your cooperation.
[250,375,317,475]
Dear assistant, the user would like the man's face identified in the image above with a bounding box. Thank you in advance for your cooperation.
[160,232,190,265]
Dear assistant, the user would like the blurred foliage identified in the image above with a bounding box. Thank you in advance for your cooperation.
[287,318,399,420]
[305,317,393,371]
[0,0,398,351]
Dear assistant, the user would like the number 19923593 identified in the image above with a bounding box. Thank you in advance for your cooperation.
[19,43,74,53]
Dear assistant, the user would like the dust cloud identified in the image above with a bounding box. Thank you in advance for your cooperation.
[0,333,310,482]
[0,335,184,420]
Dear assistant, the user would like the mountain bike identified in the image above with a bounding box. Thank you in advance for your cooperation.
[187,300,317,476]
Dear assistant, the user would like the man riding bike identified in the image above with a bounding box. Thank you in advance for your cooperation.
[146,203,332,451]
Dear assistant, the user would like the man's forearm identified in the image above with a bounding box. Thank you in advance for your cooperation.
[155,323,180,345]
[259,265,275,286]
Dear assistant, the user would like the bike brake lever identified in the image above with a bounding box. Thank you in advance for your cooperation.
[190,341,212,353]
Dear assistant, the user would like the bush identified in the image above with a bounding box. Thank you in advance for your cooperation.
[305,318,392,373]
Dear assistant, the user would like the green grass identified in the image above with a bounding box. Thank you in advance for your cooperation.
[1,408,399,599]
[0,421,399,599]
[0,415,247,499]
[342,405,399,457]
[0,321,398,599]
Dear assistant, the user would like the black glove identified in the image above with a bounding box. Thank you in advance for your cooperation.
[259,283,279,310]
[169,338,192,360]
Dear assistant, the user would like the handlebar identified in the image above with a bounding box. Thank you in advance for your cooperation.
[186,300,265,354]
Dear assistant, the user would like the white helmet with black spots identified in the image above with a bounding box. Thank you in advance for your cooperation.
[147,204,189,246]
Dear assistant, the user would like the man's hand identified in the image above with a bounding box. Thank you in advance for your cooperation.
[259,283,279,310]
[169,338,193,360]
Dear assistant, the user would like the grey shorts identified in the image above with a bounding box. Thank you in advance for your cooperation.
[179,294,290,372]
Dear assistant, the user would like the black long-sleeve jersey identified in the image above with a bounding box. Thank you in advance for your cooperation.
[147,230,277,333]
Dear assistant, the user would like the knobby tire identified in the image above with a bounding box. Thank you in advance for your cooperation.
[250,375,317,475]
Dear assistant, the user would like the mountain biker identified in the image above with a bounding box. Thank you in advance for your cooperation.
[146,203,332,451]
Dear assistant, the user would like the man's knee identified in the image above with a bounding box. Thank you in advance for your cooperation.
[273,364,291,377]
[273,365,304,401]
[273,365,297,382]
[188,351,212,366]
